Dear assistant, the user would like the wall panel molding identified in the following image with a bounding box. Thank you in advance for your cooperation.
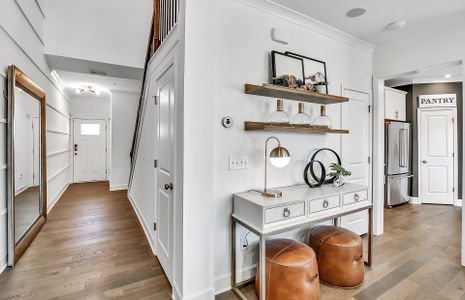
[47,164,70,182]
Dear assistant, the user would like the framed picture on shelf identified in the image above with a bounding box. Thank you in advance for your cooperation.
[285,52,328,94]
[271,51,305,85]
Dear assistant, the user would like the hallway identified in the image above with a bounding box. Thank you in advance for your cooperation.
[0,182,171,300]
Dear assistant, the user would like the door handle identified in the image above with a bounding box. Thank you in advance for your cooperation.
[422,160,427,164]
[164,183,174,191]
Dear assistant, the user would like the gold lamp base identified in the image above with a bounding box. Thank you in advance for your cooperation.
[262,189,283,198]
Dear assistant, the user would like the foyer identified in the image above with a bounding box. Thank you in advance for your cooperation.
[0,182,171,299]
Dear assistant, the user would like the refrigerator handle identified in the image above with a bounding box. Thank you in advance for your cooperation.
[399,129,405,168]
[404,129,409,169]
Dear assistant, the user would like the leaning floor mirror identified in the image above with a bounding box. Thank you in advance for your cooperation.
[7,65,47,267]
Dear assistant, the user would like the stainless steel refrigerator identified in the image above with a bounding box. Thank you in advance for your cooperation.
[386,122,413,207]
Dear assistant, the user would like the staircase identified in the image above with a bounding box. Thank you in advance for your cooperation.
[129,0,179,186]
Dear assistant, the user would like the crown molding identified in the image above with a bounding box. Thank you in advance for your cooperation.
[233,0,374,54]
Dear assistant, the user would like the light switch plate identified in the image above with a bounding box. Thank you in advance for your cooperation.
[229,156,249,170]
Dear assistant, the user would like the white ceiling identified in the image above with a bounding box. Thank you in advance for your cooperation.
[385,60,463,87]
[270,0,465,45]
[54,70,142,98]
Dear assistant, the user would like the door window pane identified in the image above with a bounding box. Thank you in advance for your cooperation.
[81,124,100,136]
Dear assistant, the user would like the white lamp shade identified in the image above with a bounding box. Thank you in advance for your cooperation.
[270,156,290,168]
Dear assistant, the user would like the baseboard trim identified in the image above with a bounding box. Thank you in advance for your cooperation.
[48,182,70,214]
[127,192,156,255]
[455,199,462,207]
[110,184,128,191]
[179,287,215,300]
[214,265,257,295]
[409,196,421,204]
[0,253,7,274]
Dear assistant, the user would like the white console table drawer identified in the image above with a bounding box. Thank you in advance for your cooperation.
[309,195,340,214]
[265,201,305,224]
[343,189,368,205]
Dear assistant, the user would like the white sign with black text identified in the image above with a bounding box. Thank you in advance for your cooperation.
[419,94,456,108]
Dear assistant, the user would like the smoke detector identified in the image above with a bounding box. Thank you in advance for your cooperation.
[385,21,407,31]
[346,8,367,18]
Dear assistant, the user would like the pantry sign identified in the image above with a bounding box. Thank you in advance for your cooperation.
[419,94,456,108]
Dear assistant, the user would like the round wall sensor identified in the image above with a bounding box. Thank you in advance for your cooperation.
[346,8,367,18]
[222,116,233,128]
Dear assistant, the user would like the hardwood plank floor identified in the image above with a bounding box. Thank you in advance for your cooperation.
[0,182,171,300]
[217,204,464,300]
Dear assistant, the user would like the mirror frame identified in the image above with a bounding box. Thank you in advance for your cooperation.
[7,65,47,267]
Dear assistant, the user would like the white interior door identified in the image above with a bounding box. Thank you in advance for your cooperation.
[155,66,175,282]
[73,119,107,182]
[340,89,372,235]
[419,109,454,205]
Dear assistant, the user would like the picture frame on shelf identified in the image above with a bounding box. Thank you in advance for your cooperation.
[271,51,305,85]
[285,52,328,94]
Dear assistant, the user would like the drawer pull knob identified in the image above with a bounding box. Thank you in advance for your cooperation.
[322,200,329,208]
[283,208,291,218]
[354,194,360,202]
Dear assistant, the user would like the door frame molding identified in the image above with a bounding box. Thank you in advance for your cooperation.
[417,107,458,205]
[71,118,108,183]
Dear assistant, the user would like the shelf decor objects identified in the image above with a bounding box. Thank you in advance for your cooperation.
[269,99,289,124]
[310,148,342,185]
[271,51,305,86]
[312,105,332,129]
[290,102,311,125]
[285,51,329,94]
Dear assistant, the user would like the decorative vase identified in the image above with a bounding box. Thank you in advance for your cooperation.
[312,105,332,128]
[269,99,289,124]
[290,102,311,125]
[333,176,345,187]
[315,85,327,94]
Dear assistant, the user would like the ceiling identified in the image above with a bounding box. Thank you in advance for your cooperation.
[270,0,465,45]
[385,60,463,87]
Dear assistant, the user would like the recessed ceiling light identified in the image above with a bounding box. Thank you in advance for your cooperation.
[346,8,367,18]
[444,74,452,78]
[385,21,407,30]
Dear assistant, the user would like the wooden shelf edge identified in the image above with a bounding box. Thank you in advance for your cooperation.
[244,122,349,135]
[245,83,349,105]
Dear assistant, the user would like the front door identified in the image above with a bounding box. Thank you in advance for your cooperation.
[73,119,107,182]
[419,109,454,205]
[155,66,175,282]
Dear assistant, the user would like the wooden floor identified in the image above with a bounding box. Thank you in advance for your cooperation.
[218,204,465,300]
[0,182,171,300]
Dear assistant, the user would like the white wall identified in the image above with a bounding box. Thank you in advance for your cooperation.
[110,91,138,190]
[0,0,71,272]
[182,0,373,295]
[43,0,153,69]
[373,12,465,78]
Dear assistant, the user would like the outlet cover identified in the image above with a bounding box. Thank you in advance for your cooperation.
[229,156,249,170]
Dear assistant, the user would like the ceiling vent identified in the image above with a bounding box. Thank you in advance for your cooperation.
[89,69,107,76]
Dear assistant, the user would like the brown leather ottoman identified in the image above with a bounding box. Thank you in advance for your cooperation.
[309,225,364,288]
[255,239,320,300]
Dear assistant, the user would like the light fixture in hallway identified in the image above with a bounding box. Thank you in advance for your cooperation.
[75,85,101,96]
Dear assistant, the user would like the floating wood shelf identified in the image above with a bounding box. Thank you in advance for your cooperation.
[244,122,349,135]
[245,83,349,105]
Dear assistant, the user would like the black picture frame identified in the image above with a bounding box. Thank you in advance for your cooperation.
[271,51,305,85]
[285,51,328,94]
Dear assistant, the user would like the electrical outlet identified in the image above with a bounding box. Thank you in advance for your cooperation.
[229,156,249,170]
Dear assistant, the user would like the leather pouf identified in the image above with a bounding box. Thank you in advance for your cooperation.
[255,239,320,300]
[309,225,364,288]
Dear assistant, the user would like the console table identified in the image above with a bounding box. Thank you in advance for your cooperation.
[231,183,373,300]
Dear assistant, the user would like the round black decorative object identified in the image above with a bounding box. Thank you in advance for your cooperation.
[310,148,341,184]
[304,160,326,188]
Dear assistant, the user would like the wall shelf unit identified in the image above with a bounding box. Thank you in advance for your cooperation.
[244,122,349,135]
[245,83,349,105]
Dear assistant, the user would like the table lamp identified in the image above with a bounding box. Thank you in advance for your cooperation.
[263,136,291,197]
